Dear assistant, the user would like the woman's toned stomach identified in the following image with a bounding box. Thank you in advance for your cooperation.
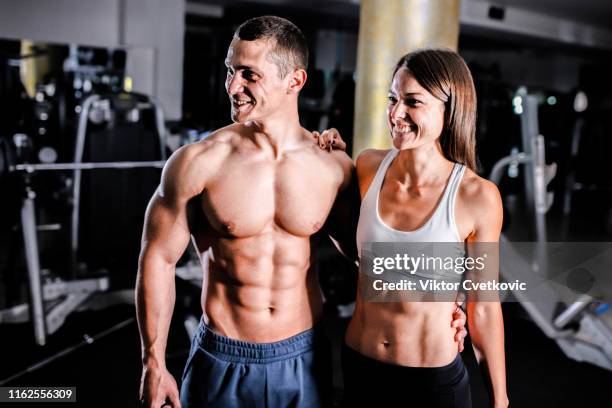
[345,297,459,367]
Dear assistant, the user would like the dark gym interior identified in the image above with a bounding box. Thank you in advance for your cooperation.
[1,0,612,407]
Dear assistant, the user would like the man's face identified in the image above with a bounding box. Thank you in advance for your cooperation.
[225,38,289,123]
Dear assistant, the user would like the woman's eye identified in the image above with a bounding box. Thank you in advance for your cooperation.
[407,99,421,106]
[388,96,397,103]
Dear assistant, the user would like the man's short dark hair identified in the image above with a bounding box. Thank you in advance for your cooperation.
[234,16,308,78]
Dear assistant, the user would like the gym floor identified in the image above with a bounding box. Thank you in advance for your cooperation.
[1,299,611,407]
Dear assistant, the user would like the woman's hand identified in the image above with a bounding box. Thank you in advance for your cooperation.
[452,306,468,352]
[313,128,347,152]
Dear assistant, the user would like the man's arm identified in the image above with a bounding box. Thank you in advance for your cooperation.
[136,144,207,408]
[324,152,360,262]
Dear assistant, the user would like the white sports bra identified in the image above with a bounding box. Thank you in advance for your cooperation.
[356,149,466,257]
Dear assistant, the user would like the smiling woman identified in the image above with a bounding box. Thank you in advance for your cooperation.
[343,48,507,408]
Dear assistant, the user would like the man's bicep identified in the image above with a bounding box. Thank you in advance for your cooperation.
[141,143,209,264]
[141,191,192,266]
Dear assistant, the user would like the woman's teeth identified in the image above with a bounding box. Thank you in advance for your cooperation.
[395,125,412,132]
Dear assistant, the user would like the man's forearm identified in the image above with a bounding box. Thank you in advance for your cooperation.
[136,253,177,368]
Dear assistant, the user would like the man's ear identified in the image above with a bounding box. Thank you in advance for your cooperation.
[288,69,307,94]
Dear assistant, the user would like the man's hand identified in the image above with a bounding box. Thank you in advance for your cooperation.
[313,128,347,152]
[140,365,181,408]
[452,292,467,352]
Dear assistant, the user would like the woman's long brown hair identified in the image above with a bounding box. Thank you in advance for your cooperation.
[393,49,477,171]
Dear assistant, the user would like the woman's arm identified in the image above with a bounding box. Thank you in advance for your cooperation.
[467,297,507,407]
[465,179,508,408]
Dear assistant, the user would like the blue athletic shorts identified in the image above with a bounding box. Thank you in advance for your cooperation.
[180,319,332,407]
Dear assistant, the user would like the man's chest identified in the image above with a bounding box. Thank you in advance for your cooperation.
[201,154,343,237]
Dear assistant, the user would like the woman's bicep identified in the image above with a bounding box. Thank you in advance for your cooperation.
[469,180,503,243]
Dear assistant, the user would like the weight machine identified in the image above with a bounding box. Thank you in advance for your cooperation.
[0,92,166,346]
[490,88,612,371]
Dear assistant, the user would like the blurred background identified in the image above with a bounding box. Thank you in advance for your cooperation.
[0,0,611,406]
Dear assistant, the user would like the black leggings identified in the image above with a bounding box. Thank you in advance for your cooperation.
[341,343,472,408]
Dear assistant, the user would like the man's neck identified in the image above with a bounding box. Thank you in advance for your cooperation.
[246,111,305,157]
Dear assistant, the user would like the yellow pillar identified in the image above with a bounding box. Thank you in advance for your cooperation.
[353,0,461,157]
[20,41,51,99]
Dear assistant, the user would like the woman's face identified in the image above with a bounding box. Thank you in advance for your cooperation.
[386,68,446,151]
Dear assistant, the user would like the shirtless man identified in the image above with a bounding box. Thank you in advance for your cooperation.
[136,16,465,408]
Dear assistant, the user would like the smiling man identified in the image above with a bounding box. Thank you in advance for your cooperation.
[136,16,355,408]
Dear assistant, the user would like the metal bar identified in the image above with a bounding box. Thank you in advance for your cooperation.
[14,160,166,172]
[71,95,99,270]
[533,135,549,215]
[554,294,593,329]
[519,92,540,209]
[488,152,530,185]
[0,317,135,386]
[46,293,91,335]
[0,303,29,324]
[20,192,47,346]
[43,277,109,300]
[151,96,168,160]
[533,135,549,275]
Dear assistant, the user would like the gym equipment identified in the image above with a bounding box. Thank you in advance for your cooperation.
[0,92,166,346]
[562,89,612,236]
[490,88,612,371]
[0,143,165,178]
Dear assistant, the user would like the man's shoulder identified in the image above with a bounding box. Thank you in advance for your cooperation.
[296,132,354,189]
[327,149,354,171]
[173,124,244,164]
[191,123,246,152]
[301,129,353,168]
[160,125,243,198]
[306,144,354,180]
[202,123,245,144]
[327,150,355,189]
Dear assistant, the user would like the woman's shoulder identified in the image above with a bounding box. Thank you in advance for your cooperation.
[355,148,391,176]
[457,167,504,240]
[459,167,503,213]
